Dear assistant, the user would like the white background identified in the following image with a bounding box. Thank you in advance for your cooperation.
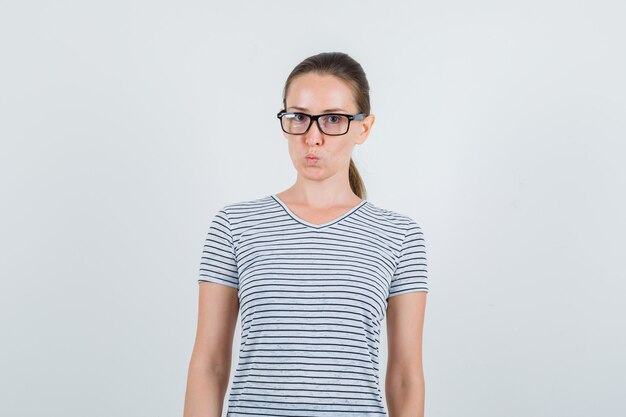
[1,1,625,416]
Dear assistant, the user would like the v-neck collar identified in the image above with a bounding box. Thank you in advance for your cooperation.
[271,194,368,229]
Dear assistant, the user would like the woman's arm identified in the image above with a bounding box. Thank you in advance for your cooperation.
[184,282,240,417]
[385,291,428,417]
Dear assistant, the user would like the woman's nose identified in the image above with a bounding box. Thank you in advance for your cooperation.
[305,121,324,145]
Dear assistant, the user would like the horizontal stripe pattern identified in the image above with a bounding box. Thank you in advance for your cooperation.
[198,195,428,416]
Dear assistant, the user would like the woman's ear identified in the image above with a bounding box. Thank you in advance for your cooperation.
[357,114,375,143]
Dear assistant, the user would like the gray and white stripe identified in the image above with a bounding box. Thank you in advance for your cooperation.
[198,195,428,416]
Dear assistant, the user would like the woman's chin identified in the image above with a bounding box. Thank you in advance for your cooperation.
[298,168,328,180]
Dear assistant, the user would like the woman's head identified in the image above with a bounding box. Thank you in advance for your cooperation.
[280,52,374,199]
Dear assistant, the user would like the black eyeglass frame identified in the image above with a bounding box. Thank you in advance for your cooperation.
[276,110,367,136]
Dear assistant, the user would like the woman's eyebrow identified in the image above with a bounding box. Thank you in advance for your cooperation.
[288,106,348,113]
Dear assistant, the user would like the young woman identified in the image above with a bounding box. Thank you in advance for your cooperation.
[184,52,429,417]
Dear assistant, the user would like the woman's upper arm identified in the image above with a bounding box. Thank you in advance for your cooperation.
[386,291,427,383]
[190,281,240,373]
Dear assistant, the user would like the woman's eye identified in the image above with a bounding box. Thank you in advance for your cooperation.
[327,115,340,123]
[294,114,307,122]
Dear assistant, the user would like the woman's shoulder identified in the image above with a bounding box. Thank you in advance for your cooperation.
[217,194,275,217]
[220,194,273,210]
[362,199,421,229]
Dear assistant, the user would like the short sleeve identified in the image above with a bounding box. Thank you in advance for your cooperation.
[197,208,239,289]
[388,218,428,298]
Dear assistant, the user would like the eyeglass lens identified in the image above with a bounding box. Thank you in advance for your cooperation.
[282,114,350,135]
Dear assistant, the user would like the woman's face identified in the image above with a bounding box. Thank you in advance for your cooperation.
[282,72,374,184]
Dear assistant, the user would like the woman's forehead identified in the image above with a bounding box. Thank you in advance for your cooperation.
[286,73,356,112]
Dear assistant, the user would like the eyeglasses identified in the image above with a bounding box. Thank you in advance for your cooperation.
[277,110,367,136]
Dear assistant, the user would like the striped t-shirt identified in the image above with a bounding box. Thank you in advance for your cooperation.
[197,194,428,417]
